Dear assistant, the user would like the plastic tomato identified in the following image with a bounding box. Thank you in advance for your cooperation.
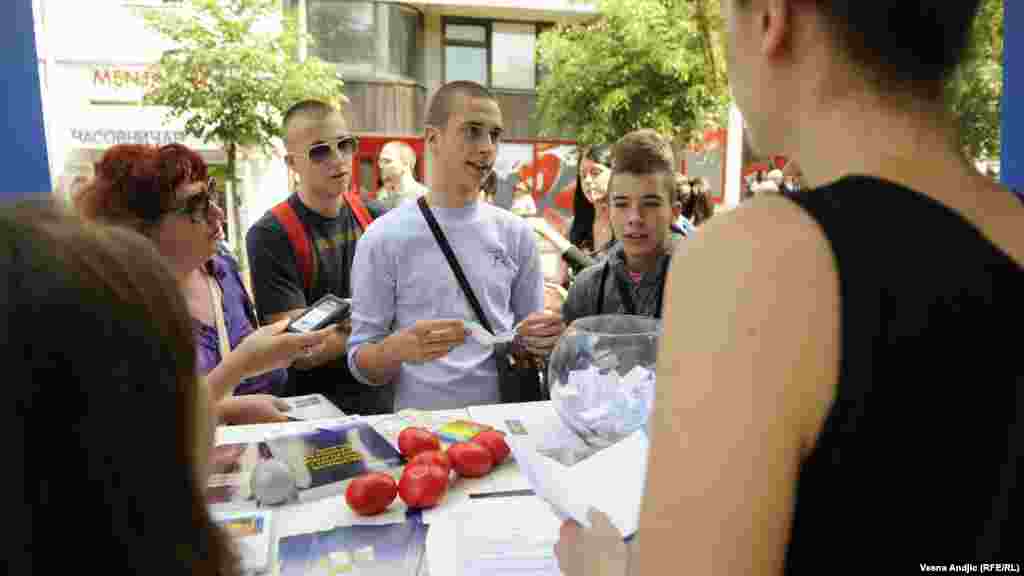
[409,450,452,475]
[398,427,441,459]
[398,463,449,509]
[447,442,494,478]
[471,430,511,465]
[345,472,398,516]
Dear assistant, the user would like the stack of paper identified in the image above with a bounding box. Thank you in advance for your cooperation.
[508,429,650,539]
[552,365,655,447]
[457,495,563,576]
[426,494,562,576]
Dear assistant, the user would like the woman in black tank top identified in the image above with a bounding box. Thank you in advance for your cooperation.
[554,2,1021,575]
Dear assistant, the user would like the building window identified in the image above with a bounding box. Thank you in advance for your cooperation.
[298,0,422,82]
[444,18,543,91]
[308,1,376,67]
[492,22,536,90]
[386,3,420,78]
[444,21,489,85]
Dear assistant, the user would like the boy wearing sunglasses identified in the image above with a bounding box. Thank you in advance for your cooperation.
[247,100,391,415]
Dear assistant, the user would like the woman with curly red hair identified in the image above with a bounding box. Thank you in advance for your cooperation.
[79,143,328,421]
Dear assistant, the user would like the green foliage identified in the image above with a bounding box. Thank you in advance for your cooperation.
[948,0,1003,161]
[536,0,728,148]
[140,0,343,158]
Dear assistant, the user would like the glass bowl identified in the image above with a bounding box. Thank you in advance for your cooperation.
[547,314,661,449]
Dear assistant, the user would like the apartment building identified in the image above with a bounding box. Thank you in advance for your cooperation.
[34,0,595,256]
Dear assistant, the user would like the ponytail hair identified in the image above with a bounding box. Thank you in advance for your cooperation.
[680,177,715,226]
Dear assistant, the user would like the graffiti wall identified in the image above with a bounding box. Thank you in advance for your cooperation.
[493,140,579,234]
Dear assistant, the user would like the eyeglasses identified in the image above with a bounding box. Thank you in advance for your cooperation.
[460,124,503,147]
[167,177,218,223]
[305,136,359,164]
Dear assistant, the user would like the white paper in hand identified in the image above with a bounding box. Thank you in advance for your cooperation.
[507,435,592,528]
[508,430,650,538]
[572,430,649,538]
[463,320,516,348]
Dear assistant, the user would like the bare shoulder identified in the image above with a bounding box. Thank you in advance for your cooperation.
[664,194,840,446]
[635,196,841,575]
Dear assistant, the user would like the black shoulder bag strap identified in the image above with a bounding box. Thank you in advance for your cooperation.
[597,261,610,315]
[416,197,493,333]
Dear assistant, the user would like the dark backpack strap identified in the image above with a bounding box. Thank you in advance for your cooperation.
[346,189,374,232]
[654,258,668,319]
[270,200,314,294]
[597,260,610,316]
[612,269,639,316]
[416,197,493,334]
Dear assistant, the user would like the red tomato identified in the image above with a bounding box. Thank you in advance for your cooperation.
[409,450,451,474]
[398,463,449,509]
[447,442,494,478]
[345,472,398,516]
[398,427,441,459]
[471,430,511,465]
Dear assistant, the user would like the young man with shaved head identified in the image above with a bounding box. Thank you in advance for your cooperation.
[246,100,391,415]
[347,81,565,410]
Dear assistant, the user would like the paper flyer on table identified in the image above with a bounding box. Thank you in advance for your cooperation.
[466,459,531,494]
[419,474,471,525]
[453,495,563,576]
[507,429,650,538]
[210,508,274,574]
[277,521,426,576]
[272,498,341,539]
[507,436,591,526]
[207,418,402,509]
[215,416,361,445]
[466,401,561,443]
[427,495,562,576]
[280,394,347,421]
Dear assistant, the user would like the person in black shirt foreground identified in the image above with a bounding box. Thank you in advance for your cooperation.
[556,2,1022,574]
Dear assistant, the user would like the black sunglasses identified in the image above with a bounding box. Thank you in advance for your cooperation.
[166,177,218,223]
[306,136,360,164]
